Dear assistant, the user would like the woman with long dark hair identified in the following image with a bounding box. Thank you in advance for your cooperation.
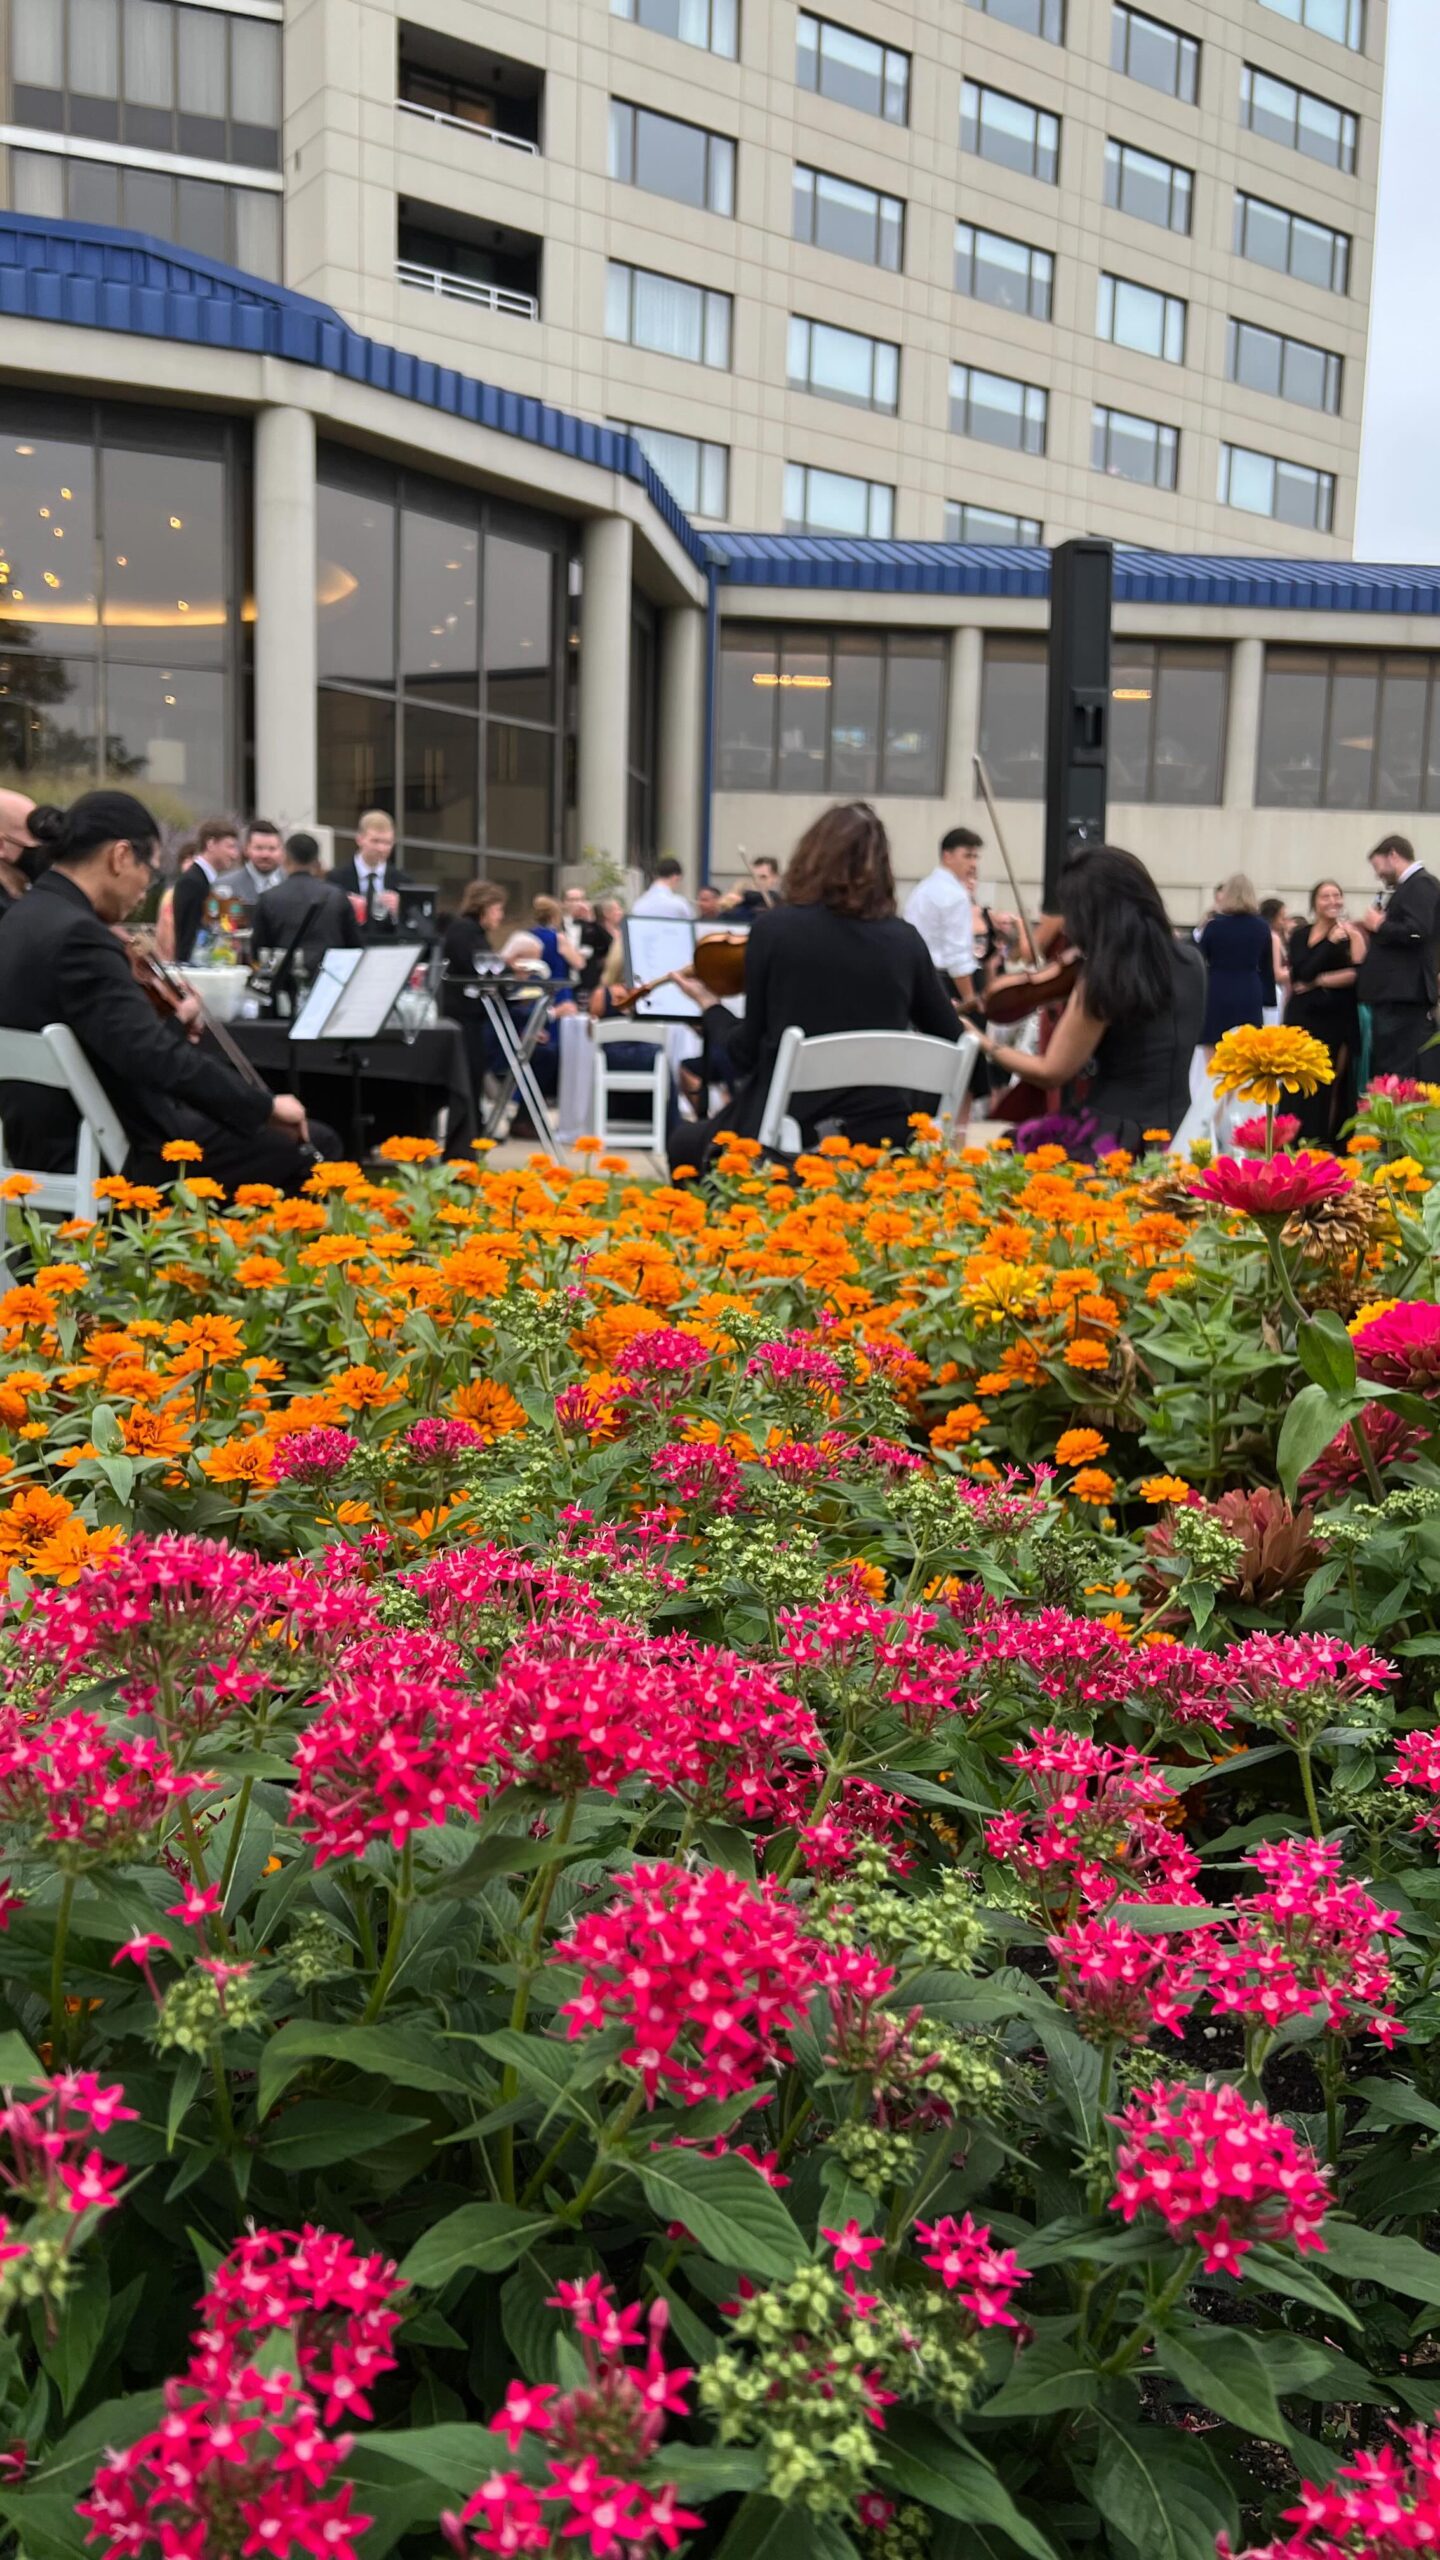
[977,845,1205,1151]
[668,801,959,1174]
[1285,879,1366,1143]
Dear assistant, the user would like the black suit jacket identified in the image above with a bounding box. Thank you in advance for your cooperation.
[333,858,419,937]
[1357,868,1440,1009]
[723,902,960,1146]
[253,872,361,965]
[0,870,271,1173]
[171,858,238,963]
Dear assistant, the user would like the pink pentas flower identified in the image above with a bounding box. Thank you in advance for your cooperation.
[987,1728,1202,1910]
[271,1427,360,1484]
[166,1882,222,1927]
[1190,1153,1352,1218]
[1221,2422,1440,2558]
[913,2214,1028,2329]
[1049,1914,1199,2045]
[288,1671,492,1864]
[823,2221,883,2274]
[0,2073,134,2224]
[1197,1837,1404,2048]
[1226,1632,1395,1734]
[747,1336,846,1398]
[552,1860,856,2107]
[0,1709,208,1869]
[1109,2079,1332,2275]
[650,1440,744,1512]
[405,1416,485,1464]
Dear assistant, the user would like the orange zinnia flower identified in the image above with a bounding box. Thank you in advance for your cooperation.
[198,1434,277,1488]
[450,1380,527,1441]
[0,1485,74,1562]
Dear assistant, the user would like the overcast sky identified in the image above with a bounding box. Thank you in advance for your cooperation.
[1353,0,1439,559]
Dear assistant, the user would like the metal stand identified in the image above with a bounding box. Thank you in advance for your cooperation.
[478,985,560,1159]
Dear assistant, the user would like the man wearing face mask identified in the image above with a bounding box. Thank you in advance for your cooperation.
[0,791,326,1193]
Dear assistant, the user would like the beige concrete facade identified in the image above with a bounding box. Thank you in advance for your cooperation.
[279,0,1384,552]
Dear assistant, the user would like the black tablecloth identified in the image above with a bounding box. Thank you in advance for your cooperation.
[231,1022,477,1157]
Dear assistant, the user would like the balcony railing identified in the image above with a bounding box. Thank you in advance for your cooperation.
[396,258,540,320]
[397,98,539,156]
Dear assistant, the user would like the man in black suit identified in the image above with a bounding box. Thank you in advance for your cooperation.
[1358,833,1440,1081]
[0,792,323,1193]
[334,809,416,938]
[171,815,243,962]
[253,833,361,970]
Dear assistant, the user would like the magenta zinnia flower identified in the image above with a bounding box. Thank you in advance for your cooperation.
[1232,1112,1300,1153]
[1352,1300,1440,1391]
[1189,1152,1353,1217]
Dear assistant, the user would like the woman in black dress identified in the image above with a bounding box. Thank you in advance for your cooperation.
[1285,880,1366,1143]
[1198,875,1275,1057]
[667,802,959,1174]
[978,845,1206,1152]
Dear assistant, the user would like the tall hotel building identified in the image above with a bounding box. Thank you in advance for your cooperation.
[0,0,1418,909]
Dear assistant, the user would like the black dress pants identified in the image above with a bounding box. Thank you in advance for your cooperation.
[126,1117,343,1197]
[1368,1001,1439,1084]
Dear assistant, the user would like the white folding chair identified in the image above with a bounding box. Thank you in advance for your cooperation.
[757,1027,981,1155]
[0,1024,129,1269]
[589,1018,671,1154]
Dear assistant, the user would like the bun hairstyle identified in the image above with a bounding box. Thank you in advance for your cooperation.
[24,790,159,877]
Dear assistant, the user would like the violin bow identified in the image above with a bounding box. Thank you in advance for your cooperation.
[972,753,1038,962]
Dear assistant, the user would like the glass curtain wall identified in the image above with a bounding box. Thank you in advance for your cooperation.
[315,449,568,901]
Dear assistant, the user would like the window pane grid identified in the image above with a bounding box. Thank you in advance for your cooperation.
[608,98,735,214]
[605,260,732,366]
[783,463,894,537]
[1257,649,1440,811]
[1110,4,1199,102]
[793,163,904,268]
[795,11,910,122]
[961,80,1060,184]
[950,365,1048,455]
[9,0,280,168]
[1226,316,1341,412]
[967,0,1064,42]
[1220,441,1335,530]
[788,315,899,412]
[954,221,1053,319]
[944,502,1043,545]
[1233,191,1350,292]
[11,145,280,274]
[609,0,739,58]
[1104,137,1193,231]
[613,421,729,518]
[1097,272,1186,362]
[1255,0,1365,50]
[719,623,945,794]
[1240,64,1357,171]
[980,636,1226,800]
[1091,404,1179,488]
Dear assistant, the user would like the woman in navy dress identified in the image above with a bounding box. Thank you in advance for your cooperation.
[1199,874,1276,1057]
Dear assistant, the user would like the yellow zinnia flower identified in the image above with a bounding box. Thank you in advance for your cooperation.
[1209,1024,1334,1105]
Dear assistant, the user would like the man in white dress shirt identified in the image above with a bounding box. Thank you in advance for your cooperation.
[630,857,696,921]
[904,828,981,1004]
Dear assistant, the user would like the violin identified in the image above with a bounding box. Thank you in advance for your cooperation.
[610,931,749,1016]
[121,930,272,1097]
[981,915,1081,1027]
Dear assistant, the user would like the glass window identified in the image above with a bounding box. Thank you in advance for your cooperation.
[486,722,552,857]
[796,12,909,121]
[9,151,65,219]
[979,638,1046,798]
[400,504,478,709]
[792,165,904,268]
[610,0,739,59]
[1256,0,1364,44]
[950,365,1048,455]
[1092,405,1179,488]
[232,189,281,281]
[1234,193,1349,292]
[1226,319,1341,413]
[1240,65,1356,171]
[962,81,1060,183]
[954,223,1053,320]
[1097,274,1186,362]
[0,651,97,783]
[319,690,397,834]
[620,425,729,518]
[968,0,1063,39]
[70,159,121,224]
[605,262,731,367]
[484,536,552,724]
[100,445,225,668]
[317,477,396,689]
[1111,5,1199,102]
[1109,642,1228,802]
[788,316,899,412]
[944,502,1043,545]
[609,100,734,214]
[11,0,64,97]
[401,703,477,847]
[70,0,120,134]
[718,625,942,793]
[783,464,893,537]
[1219,443,1335,531]
[717,626,778,789]
[105,661,225,809]
[230,17,281,159]
[1255,649,1439,808]
[123,0,173,107]
[0,430,98,654]
[1104,137,1193,232]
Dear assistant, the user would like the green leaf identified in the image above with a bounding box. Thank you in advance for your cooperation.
[398,2203,556,2288]
[629,2148,808,2283]
[349,2424,500,2498]
[983,2335,1100,2420]
[433,1829,594,1900]
[1033,2015,1102,2142]
[710,2498,857,2560]
[22,2388,167,2493]
[261,2103,427,2171]
[165,2054,202,2150]
[660,2445,767,2501]
[1353,2077,1440,2140]
[1154,2321,1292,2444]
[258,2019,475,2118]
[1277,1384,1366,1501]
[1297,1311,1357,1397]
[0,2031,43,2088]
[878,2413,1059,2559]
[1090,2416,1239,2560]
[1324,2220,1440,2305]
[36,2261,109,2419]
